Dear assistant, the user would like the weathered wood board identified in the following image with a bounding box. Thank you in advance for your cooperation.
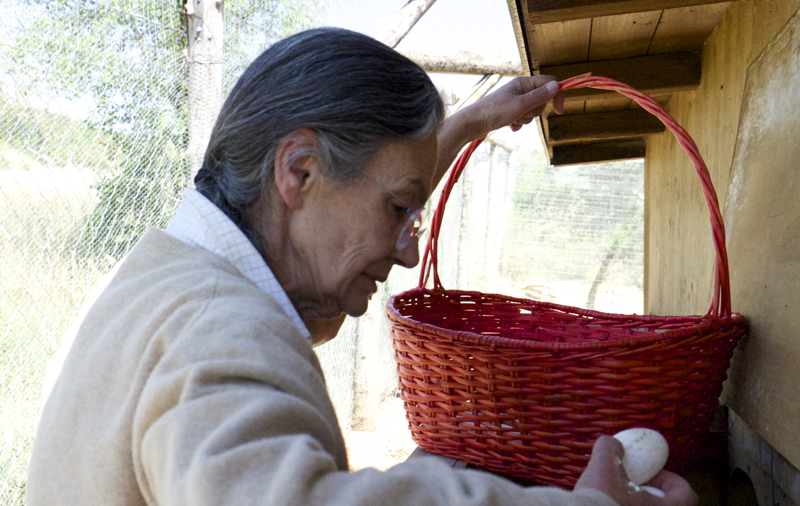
[643,0,800,467]
[648,3,731,54]
[589,11,660,60]
[721,11,800,470]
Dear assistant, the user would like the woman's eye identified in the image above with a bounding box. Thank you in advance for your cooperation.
[391,203,410,220]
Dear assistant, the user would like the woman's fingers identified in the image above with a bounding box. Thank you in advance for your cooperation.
[509,104,548,131]
[513,74,559,94]
[575,436,699,506]
[514,75,565,116]
[575,435,632,501]
[647,470,699,505]
[553,88,565,114]
[476,75,563,135]
[511,76,561,119]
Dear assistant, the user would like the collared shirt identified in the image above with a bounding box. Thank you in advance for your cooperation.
[166,188,311,341]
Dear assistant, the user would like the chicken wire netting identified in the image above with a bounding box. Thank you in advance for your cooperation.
[1,4,185,503]
[0,1,319,502]
[398,141,644,312]
[0,1,644,502]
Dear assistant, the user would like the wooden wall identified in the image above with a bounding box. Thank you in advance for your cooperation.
[645,0,800,468]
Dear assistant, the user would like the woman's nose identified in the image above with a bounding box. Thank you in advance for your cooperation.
[394,236,420,269]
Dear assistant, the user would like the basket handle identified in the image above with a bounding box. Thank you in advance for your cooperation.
[418,74,733,319]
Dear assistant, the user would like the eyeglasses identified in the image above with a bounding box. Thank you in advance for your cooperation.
[396,205,426,251]
[362,172,426,251]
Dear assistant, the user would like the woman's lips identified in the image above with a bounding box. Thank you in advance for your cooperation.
[362,273,387,295]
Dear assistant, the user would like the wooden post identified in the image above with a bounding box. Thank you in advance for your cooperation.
[484,144,499,290]
[351,0,437,433]
[457,145,475,290]
[451,74,502,291]
[185,0,224,186]
[351,297,380,432]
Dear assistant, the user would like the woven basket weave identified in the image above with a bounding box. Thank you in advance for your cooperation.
[386,74,747,488]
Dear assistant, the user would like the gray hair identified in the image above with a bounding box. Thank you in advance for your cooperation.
[195,27,445,245]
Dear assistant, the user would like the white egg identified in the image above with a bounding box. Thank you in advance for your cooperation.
[612,427,669,486]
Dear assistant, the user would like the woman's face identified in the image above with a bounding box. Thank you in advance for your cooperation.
[292,134,438,318]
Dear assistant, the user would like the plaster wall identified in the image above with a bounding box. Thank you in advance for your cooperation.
[644,0,800,469]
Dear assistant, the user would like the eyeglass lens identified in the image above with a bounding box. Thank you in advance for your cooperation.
[396,208,424,251]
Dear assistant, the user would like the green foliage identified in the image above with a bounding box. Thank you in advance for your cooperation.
[0,98,114,171]
[5,0,187,259]
[3,0,321,261]
[76,129,186,260]
[225,0,322,73]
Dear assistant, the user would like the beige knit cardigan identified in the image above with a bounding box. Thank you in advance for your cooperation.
[27,228,619,506]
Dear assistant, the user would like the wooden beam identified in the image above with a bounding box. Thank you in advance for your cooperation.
[527,0,736,24]
[380,0,437,48]
[398,49,525,76]
[540,52,701,100]
[551,138,646,165]
[548,109,665,144]
[505,0,532,75]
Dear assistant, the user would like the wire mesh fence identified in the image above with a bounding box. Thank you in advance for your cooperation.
[0,1,644,503]
[0,1,320,502]
[502,155,644,313]
[1,3,183,503]
[407,140,644,313]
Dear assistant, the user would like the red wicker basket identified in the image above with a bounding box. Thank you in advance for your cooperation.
[386,74,747,488]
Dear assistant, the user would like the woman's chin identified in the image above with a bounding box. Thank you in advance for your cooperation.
[338,293,373,318]
[296,292,371,319]
[341,301,369,318]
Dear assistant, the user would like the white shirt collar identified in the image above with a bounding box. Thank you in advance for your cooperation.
[166,188,311,342]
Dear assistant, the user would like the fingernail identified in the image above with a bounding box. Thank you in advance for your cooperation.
[546,81,559,94]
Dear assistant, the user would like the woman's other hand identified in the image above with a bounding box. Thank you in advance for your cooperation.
[575,436,699,506]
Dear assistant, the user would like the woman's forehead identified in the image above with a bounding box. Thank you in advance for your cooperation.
[363,136,438,204]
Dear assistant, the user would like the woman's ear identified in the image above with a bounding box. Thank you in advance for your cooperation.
[273,129,320,210]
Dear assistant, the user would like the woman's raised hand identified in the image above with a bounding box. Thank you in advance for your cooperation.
[435,75,565,186]
[470,75,565,136]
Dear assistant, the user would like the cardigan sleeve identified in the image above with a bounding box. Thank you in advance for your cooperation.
[133,289,620,506]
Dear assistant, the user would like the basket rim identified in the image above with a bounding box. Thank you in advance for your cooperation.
[387,286,747,352]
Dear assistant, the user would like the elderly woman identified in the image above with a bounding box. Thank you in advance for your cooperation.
[27,28,696,506]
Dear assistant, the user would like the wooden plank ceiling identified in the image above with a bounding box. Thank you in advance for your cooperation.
[508,0,734,165]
